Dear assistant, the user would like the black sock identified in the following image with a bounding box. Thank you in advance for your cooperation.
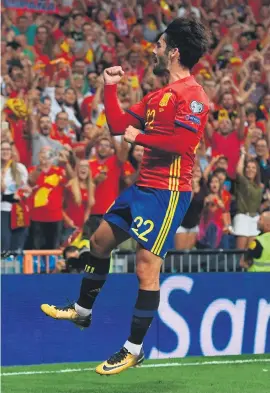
[128,289,160,345]
[76,251,110,310]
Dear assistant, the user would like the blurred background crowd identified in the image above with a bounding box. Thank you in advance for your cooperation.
[1,0,270,257]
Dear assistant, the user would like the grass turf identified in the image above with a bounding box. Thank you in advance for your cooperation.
[2,355,270,393]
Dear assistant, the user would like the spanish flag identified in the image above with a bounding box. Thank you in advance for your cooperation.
[160,0,171,17]
[32,62,46,72]
[141,40,154,53]
[60,40,70,54]
[85,48,94,64]
[96,110,107,127]
[199,68,211,80]
[104,20,115,31]
[259,105,269,120]
[5,98,28,119]
[50,58,69,66]
[230,57,242,67]
[129,75,139,89]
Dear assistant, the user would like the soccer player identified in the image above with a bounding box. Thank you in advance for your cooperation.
[41,17,209,375]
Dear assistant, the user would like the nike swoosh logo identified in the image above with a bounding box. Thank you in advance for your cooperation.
[103,362,129,372]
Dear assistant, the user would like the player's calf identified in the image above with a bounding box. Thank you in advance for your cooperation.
[75,250,111,314]
[41,250,111,326]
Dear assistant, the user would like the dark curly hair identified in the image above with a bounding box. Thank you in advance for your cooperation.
[164,17,209,70]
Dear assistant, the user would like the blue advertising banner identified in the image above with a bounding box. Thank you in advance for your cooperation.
[3,0,57,14]
[2,273,270,366]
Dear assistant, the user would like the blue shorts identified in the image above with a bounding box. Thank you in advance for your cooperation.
[104,185,191,258]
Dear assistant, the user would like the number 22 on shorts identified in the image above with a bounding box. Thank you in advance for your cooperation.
[131,216,154,242]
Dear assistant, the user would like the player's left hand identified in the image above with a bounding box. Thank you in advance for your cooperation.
[124,126,141,144]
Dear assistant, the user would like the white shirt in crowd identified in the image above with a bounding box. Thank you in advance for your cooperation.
[1,163,28,212]
[44,87,82,133]
[44,87,63,123]
[178,6,200,19]
[63,105,82,129]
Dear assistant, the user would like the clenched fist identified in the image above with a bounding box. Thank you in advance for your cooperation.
[103,66,125,85]
[124,126,141,144]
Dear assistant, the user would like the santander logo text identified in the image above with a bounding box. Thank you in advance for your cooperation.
[149,276,270,359]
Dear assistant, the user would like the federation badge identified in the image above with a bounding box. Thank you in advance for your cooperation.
[159,93,172,107]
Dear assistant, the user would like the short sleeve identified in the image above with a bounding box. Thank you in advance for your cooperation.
[126,96,146,130]
[89,161,99,178]
[236,174,249,187]
[121,161,136,177]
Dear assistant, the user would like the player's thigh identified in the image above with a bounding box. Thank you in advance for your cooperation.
[174,233,188,250]
[236,236,248,250]
[186,232,197,249]
[90,220,130,257]
[135,243,163,290]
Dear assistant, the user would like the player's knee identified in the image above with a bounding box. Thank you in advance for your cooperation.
[90,234,111,258]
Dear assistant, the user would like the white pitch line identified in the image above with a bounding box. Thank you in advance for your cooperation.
[2,368,96,376]
[2,358,270,377]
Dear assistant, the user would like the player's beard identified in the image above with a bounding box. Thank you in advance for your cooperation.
[153,53,169,75]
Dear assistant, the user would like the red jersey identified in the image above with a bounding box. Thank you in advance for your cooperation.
[81,95,95,120]
[64,185,89,228]
[51,124,73,146]
[128,75,209,191]
[210,189,231,228]
[211,131,242,179]
[29,166,67,222]
[90,155,134,215]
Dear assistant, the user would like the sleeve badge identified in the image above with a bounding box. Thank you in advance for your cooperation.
[190,100,204,114]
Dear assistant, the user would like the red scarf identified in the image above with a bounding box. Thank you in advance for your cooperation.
[11,190,30,230]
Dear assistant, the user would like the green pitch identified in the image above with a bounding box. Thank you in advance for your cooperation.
[2,355,270,393]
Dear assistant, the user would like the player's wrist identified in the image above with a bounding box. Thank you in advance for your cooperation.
[134,133,145,145]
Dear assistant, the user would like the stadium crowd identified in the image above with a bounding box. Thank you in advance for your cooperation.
[1,0,270,257]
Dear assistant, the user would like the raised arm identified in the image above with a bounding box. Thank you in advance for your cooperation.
[235,97,246,141]
[103,67,145,135]
[205,121,214,142]
[113,136,130,164]
[58,149,75,179]
[28,166,42,187]
[203,155,221,181]
[88,167,96,212]
[236,146,246,176]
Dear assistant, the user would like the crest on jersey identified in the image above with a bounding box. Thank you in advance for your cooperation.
[159,93,172,107]
[190,100,204,114]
